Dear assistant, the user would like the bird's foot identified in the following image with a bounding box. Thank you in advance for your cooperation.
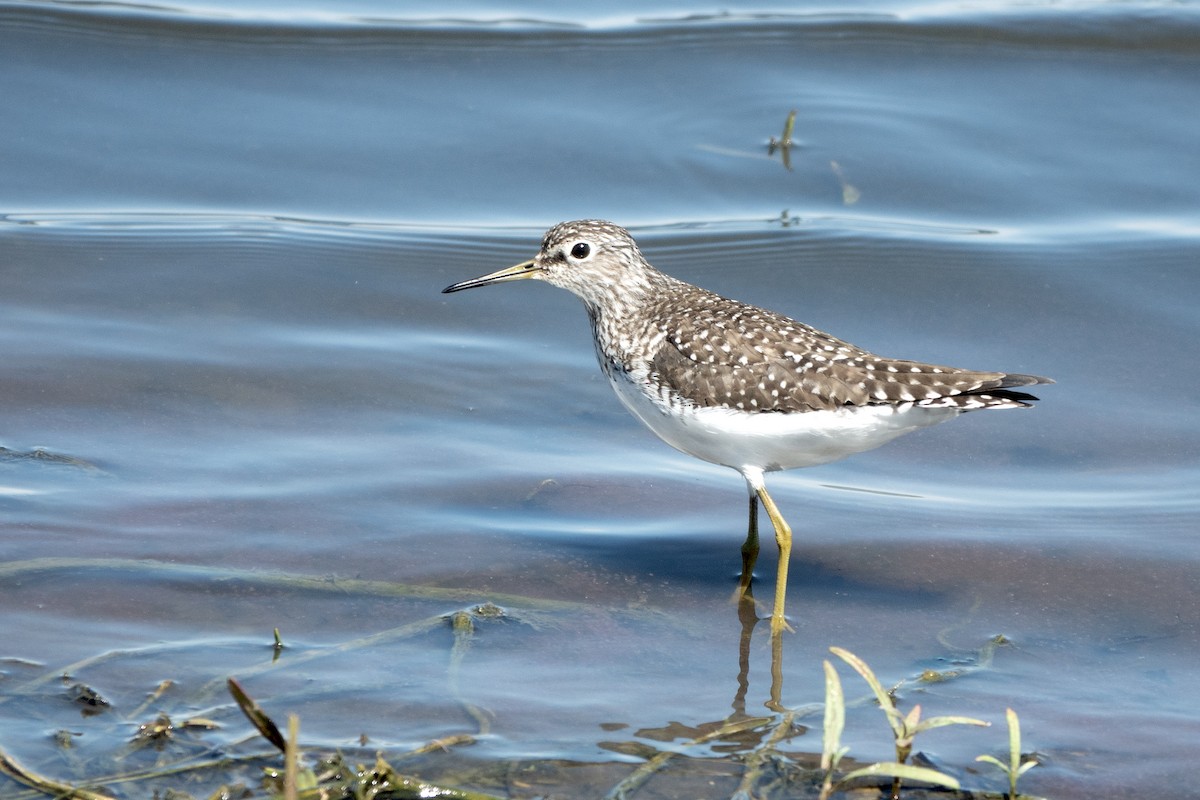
[770,610,795,635]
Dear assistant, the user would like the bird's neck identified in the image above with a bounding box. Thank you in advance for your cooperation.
[583,271,683,373]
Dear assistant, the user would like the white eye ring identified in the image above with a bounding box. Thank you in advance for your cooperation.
[569,241,592,260]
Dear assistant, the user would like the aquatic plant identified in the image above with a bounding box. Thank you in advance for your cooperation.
[827,646,990,799]
[977,707,1040,799]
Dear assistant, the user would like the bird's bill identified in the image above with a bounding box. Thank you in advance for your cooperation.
[442,259,542,293]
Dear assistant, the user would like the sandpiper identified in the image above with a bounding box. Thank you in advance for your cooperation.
[443,220,1050,634]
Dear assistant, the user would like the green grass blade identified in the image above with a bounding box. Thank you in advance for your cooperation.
[829,647,903,736]
[821,659,845,772]
[840,762,961,790]
[975,754,1008,772]
[1006,707,1021,774]
[781,109,796,146]
[913,715,991,734]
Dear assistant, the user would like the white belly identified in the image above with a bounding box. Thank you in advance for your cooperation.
[608,369,961,474]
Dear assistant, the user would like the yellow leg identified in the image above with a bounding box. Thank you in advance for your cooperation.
[755,485,794,635]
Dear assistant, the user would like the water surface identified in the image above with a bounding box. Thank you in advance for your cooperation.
[2,2,1199,798]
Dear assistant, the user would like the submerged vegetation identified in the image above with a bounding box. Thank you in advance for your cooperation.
[0,558,1043,799]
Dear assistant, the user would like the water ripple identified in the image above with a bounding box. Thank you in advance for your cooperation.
[3,0,1198,53]
[7,210,1199,248]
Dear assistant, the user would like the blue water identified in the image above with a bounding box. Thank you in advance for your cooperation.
[2,2,1199,798]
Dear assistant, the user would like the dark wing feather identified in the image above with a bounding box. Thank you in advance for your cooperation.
[645,289,1050,412]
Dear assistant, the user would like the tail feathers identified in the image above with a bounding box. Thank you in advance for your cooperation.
[918,374,1050,410]
[916,391,1038,410]
[995,373,1055,389]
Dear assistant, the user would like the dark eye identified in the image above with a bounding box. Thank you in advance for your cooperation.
[570,242,590,259]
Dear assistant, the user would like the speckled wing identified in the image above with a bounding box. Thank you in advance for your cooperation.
[645,292,1047,413]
